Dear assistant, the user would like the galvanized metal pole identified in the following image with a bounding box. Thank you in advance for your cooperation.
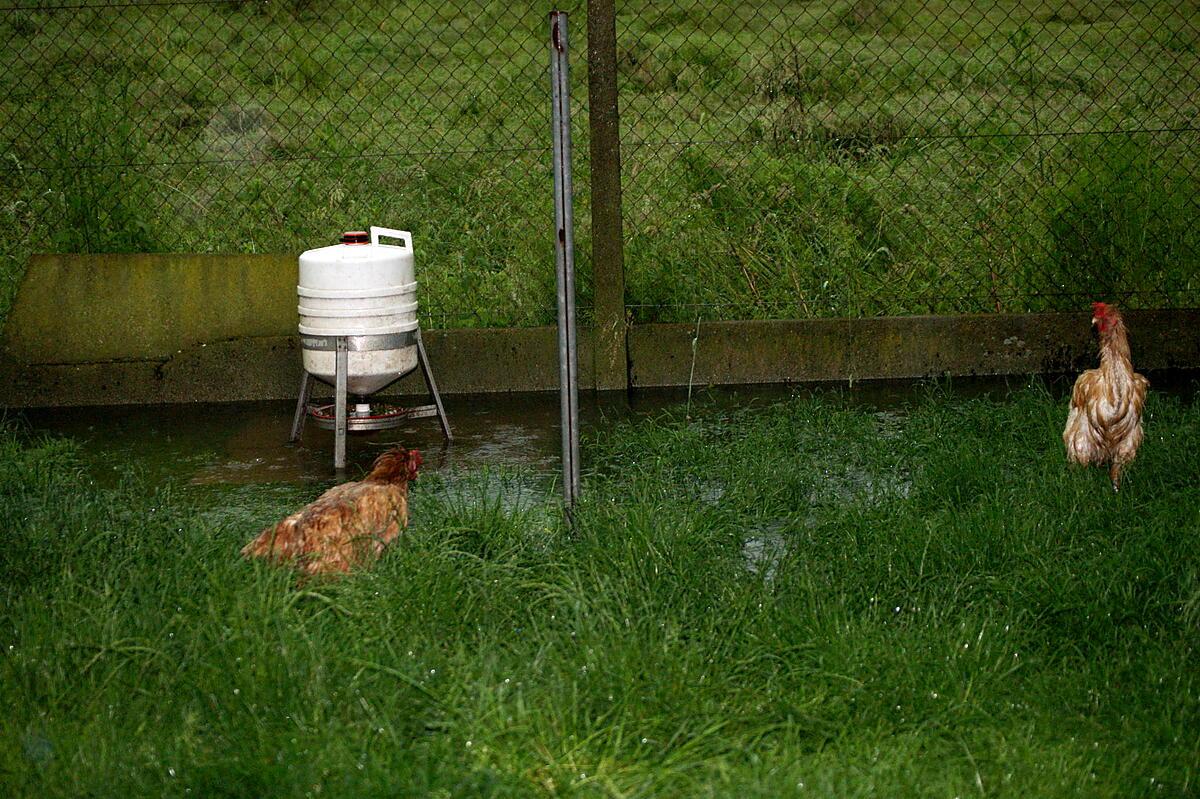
[550,10,581,506]
[415,328,453,441]
[334,336,348,471]
[290,371,312,443]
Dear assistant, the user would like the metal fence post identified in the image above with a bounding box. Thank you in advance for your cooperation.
[551,10,582,507]
[586,0,628,393]
[334,336,348,471]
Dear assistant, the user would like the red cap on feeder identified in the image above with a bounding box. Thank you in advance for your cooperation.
[340,231,369,245]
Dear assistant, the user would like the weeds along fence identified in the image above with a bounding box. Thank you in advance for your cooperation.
[0,0,591,329]
[2,0,1198,330]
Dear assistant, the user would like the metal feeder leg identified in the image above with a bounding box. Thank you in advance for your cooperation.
[334,336,348,470]
[416,327,452,441]
[290,370,314,443]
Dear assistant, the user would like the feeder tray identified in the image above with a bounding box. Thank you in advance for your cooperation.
[306,402,437,432]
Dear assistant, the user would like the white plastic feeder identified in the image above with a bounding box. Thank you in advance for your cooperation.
[298,226,419,395]
[290,226,451,469]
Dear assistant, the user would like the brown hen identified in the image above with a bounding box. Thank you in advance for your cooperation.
[242,447,422,575]
[1062,303,1149,491]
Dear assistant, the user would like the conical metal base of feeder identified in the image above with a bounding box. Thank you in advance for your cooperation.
[289,327,451,469]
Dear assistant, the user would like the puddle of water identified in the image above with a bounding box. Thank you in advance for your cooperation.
[14,373,1196,490]
[424,467,550,512]
[17,393,578,487]
[742,521,790,584]
[10,383,906,488]
[811,466,911,506]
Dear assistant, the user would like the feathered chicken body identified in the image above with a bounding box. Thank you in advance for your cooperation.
[1062,303,1148,491]
[242,448,422,575]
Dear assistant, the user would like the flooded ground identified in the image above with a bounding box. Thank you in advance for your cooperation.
[13,372,1197,489]
[19,392,573,486]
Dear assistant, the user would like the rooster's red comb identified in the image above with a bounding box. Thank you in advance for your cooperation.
[1092,301,1111,318]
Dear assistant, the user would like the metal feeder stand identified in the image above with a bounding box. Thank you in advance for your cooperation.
[289,328,451,469]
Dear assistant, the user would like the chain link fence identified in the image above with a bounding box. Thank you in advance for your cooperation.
[616,0,1200,322]
[2,1,1197,329]
[1,0,591,328]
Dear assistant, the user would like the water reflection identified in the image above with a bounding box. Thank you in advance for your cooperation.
[16,372,1195,487]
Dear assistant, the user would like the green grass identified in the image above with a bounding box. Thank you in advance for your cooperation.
[2,384,1199,796]
[1,0,1197,326]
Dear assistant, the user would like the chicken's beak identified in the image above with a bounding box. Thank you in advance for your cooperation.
[1090,317,1098,326]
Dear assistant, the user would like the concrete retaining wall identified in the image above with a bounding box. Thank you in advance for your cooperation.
[3,254,298,364]
[2,255,1196,407]
[628,312,1200,387]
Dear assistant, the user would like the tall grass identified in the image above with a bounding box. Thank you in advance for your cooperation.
[1,0,1197,326]
[1042,136,1200,307]
[2,384,1198,796]
[39,89,160,255]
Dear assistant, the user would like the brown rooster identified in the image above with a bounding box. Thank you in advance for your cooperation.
[242,447,422,575]
[1062,303,1149,491]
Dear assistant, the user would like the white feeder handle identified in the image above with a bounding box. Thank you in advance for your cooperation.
[370,226,412,251]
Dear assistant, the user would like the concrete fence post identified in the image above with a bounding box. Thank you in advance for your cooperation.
[586,0,628,392]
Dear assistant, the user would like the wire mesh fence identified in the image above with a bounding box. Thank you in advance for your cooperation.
[0,0,591,328]
[615,0,1200,322]
[2,0,1197,330]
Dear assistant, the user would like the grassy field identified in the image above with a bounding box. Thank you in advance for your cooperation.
[2,383,1198,796]
[1,0,1197,326]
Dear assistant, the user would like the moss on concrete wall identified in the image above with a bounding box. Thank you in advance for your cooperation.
[0,255,1196,408]
[2,254,297,364]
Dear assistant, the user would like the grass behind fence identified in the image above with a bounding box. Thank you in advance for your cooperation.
[0,0,1197,325]
[2,384,1198,796]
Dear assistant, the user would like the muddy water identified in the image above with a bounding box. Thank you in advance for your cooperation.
[16,373,1195,488]
[19,393,573,486]
[17,392,600,533]
[11,383,922,486]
